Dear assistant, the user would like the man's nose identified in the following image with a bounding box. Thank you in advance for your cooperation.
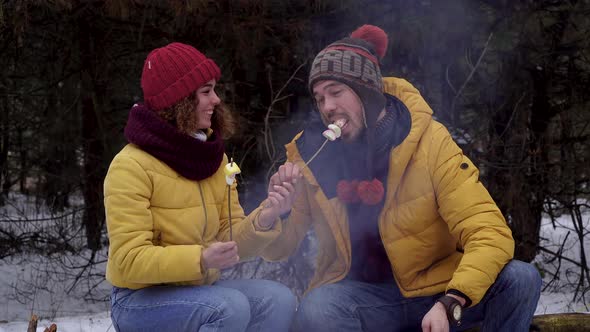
[322,97,337,114]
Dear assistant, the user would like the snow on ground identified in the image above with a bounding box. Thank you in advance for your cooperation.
[0,250,113,332]
[532,206,590,315]
[0,194,589,331]
[0,312,113,332]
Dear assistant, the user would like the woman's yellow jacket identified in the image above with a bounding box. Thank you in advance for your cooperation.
[262,77,514,307]
[104,146,281,289]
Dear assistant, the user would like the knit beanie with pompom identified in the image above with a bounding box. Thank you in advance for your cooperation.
[309,25,389,130]
[309,25,389,181]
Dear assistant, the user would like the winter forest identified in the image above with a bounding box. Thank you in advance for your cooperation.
[1,0,590,331]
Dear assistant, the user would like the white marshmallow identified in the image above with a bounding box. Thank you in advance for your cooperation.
[322,129,337,141]
[328,124,341,138]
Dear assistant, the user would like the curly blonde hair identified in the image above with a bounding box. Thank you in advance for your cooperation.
[157,92,236,139]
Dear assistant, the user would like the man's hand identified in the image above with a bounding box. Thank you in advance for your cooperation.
[422,294,465,332]
[421,302,449,332]
[201,241,239,270]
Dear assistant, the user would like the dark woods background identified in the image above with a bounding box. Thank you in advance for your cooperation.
[1,0,589,302]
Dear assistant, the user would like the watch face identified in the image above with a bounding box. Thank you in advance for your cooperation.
[452,305,462,321]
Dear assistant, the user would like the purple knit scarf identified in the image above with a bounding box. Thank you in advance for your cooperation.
[124,104,224,181]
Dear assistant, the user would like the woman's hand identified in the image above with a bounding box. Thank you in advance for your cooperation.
[258,162,303,228]
[201,241,239,270]
[268,162,303,191]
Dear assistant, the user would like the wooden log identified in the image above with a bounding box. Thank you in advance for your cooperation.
[465,313,590,331]
[530,313,590,331]
[43,323,57,332]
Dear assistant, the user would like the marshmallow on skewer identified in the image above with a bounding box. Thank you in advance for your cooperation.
[225,158,241,240]
[322,119,345,141]
[328,124,341,137]
[224,159,241,185]
[322,129,337,141]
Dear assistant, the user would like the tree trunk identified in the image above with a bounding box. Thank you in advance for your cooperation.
[487,5,574,262]
[0,84,8,205]
[81,95,106,251]
[79,11,106,251]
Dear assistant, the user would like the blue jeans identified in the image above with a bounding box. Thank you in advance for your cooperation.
[293,260,541,332]
[111,279,296,332]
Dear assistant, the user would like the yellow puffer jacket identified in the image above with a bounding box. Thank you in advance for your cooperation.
[262,77,514,307]
[104,144,281,289]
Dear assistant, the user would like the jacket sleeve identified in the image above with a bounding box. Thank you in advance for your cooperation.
[104,154,208,285]
[217,176,283,260]
[259,179,314,262]
[429,123,514,307]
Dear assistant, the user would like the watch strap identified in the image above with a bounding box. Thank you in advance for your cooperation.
[437,295,462,326]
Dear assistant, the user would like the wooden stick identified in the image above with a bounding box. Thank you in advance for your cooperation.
[228,184,232,241]
[27,314,38,332]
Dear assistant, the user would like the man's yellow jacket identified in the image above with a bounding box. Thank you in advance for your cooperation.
[262,77,514,307]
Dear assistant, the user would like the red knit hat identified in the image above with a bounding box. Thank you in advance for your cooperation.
[141,42,221,110]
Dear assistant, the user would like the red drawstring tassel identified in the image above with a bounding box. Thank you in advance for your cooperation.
[337,178,384,205]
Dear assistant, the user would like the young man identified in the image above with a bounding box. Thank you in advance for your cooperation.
[262,25,542,331]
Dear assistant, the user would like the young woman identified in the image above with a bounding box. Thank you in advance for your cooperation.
[104,42,298,332]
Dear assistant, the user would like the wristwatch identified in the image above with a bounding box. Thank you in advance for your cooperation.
[437,295,462,326]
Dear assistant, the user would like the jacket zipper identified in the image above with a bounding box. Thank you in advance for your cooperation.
[198,182,208,238]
